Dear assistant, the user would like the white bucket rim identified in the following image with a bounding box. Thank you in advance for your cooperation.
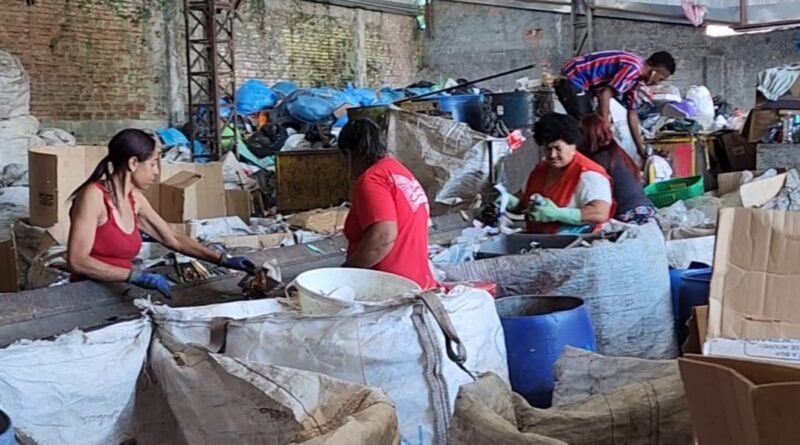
[292,267,421,309]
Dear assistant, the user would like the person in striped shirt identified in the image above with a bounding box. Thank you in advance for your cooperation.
[555,50,676,159]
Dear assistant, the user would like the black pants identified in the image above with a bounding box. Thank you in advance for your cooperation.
[554,78,594,121]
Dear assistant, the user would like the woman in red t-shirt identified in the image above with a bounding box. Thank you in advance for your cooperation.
[67,129,255,297]
[338,118,437,289]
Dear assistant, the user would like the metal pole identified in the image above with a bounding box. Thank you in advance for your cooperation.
[394,64,536,104]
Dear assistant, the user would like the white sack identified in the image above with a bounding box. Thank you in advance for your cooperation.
[0,50,30,119]
[143,287,508,445]
[0,318,152,445]
[386,108,509,206]
[38,128,76,146]
[442,222,678,359]
[0,114,43,175]
[146,338,400,445]
[136,298,285,346]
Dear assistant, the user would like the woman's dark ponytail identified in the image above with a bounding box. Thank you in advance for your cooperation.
[70,156,111,201]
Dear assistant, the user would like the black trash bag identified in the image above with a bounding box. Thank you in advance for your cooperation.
[245,122,289,159]
[304,122,336,148]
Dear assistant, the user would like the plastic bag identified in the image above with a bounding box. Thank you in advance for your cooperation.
[345,83,378,106]
[287,94,335,123]
[685,86,714,130]
[272,81,298,98]
[235,79,278,115]
[157,128,191,147]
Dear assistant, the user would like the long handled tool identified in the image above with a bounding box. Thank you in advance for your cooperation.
[393,64,537,105]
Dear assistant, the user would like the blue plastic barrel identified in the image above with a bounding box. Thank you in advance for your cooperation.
[419,95,484,131]
[669,262,709,327]
[0,410,13,445]
[675,268,712,346]
[496,295,596,408]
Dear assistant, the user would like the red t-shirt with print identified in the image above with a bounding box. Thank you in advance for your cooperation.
[344,156,437,289]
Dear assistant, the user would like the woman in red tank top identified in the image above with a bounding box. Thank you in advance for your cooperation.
[67,129,255,297]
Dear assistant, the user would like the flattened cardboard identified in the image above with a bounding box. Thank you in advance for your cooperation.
[225,189,252,224]
[0,238,19,293]
[159,171,202,223]
[739,173,786,208]
[28,145,107,228]
[209,233,292,250]
[679,355,800,445]
[708,209,800,361]
[718,170,773,196]
[287,208,349,234]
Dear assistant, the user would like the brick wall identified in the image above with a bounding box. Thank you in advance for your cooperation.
[236,0,419,88]
[0,0,166,123]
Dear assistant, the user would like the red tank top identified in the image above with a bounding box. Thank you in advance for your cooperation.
[89,182,142,270]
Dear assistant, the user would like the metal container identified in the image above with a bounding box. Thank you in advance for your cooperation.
[475,234,581,260]
[496,295,596,408]
[489,91,536,130]
[275,150,350,212]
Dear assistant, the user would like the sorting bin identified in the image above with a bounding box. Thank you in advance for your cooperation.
[496,295,596,408]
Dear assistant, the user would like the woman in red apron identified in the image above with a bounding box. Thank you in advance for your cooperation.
[510,113,615,234]
[67,129,255,297]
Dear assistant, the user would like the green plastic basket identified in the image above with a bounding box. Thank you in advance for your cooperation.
[644,176,704,208]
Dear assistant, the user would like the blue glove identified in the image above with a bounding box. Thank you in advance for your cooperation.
[221,255,256,275]
[129,271,172,298]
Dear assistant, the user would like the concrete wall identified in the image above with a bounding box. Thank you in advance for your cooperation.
[0,0,419,142]
[593,17,800,109]
[419,2,568,91]
[422,1,800,108]
[0,0,169,139]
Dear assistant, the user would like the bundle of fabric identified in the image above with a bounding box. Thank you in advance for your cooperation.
[449,348,693,445]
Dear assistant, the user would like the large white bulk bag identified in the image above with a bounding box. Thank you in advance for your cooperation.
[140,287,509,445]
[136,298,286,346]
[0,51,30,119]
[147,337,400,445]
[0,318,151,445]
[442,222,678,359]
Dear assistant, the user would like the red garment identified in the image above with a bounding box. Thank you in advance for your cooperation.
[523,152,615,234]
[344,157,437,289]
[88,182,143,269]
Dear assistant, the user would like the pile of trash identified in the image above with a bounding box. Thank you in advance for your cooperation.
[159,78,484,168]
[638,84,746,138]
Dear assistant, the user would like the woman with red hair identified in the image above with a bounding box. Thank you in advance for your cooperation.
[579,114,656,224]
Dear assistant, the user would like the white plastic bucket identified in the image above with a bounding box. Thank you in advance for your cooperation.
[287,268,421,315]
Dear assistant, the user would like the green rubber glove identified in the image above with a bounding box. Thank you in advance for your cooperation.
[530,199,583,226]
[492,193,520,211]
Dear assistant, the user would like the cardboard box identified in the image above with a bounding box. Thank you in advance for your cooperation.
[287,208,349,234]
[225,189,252,223]
[715,131,756,172]
[706,208,800,364]
[0,238,19,293]
[716,171,786,208]
[159,171,202,223]
[717,170,770,196]
[679,355,800,445]
[143,160,227,222]
[682,305,708,355]
[742,109,780,143]
[28,145,108,228]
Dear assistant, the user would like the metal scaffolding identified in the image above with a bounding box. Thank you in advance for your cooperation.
[570,0,594,56]
[183,0,237,161]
